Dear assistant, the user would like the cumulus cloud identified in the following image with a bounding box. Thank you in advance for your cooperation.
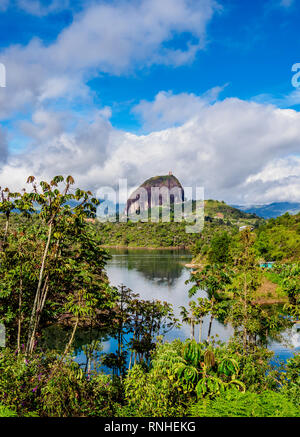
[133,85,227,131]
[0,1,299,205]
[19,108,68,142]
[246,156,300,184]
[241,156,300,203]
[0,0,218,119]
[47,0,218,72]
[1,95,300,204]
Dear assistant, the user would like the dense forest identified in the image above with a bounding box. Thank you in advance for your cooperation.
[95,199,262,248]
[255,212,300,261]
[0,177,299,417]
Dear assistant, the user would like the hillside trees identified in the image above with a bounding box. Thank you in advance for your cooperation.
[254,212,300,261]
[187,229,291,351]
[0,176,114,355]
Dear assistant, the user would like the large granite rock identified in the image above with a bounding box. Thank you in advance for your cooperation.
[126,173,184,216]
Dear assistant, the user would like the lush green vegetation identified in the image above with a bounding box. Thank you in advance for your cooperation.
[188,389,300,417]
[254,212,300,261]
[96,220,201,248]
[0,177,299,417]
[0,339,299,417]
[191,210,300,263]
[95,199,262,248]
[191,212,300,304]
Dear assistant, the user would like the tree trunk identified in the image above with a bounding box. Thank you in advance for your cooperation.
[207,315,214,342]
[3,214,9,242]
[27,278,49,354]
[17,277,23,354]
[198,318,203,343]
[26,221,53,354]
[243,273,248,353]
[63,316,79,357]
[190,321,195,340]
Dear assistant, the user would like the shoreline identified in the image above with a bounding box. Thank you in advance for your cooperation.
[101,248,289,305]
[100,245,192,251]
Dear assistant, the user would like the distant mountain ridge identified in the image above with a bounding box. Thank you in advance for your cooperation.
[232,202,300,219]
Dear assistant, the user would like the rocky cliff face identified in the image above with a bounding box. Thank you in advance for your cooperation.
[126,174,184,216]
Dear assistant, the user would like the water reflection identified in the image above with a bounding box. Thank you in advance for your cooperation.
[106,249,299,360]
[106,248,233,344]
[107,248,190,286]
[42,249,299,365]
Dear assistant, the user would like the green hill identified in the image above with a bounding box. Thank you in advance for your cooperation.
[255,212,300,262]
[95,200,263,249]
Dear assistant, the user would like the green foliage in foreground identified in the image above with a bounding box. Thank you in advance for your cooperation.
[0,177,298,418]
[0,340,299,417]
[0,176,114,356]
[0,347,120,417]
[188,390,300,417]
[0,404,18,417]
[119,340,299,418]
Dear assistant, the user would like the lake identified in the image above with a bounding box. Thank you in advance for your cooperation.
[73,248,299,368]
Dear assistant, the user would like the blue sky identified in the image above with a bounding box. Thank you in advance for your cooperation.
[0,0,300,204]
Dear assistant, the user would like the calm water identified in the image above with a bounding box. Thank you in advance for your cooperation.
[71,249,299,366]
[106,248,233,343]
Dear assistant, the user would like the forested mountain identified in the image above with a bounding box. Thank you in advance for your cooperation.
[233,202,300,219]
[95,200,262,248]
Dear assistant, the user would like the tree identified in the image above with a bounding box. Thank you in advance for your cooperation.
[187,263,232,342]
[180,299,210,342]
[0,176,113,356]
[224,230,286,352]
[208,231,232,264]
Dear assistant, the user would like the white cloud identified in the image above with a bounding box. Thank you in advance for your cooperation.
[241,176,300,204]
[19,108,67,142]
[133,85,227,131]
[246,156,300,184]
[17,0,70,16]
[0,0,219,120]
[242,156,300,203]
[0,1,299,205]
[1,95,300,204]
[48,0,218,72]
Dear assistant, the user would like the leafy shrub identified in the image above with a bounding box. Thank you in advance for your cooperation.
[189,389,300,417]
[278,353,300,408]
[123,363,186,417]
[0,404,18,417]
[0,348,120,417]
[123,340,248,416]
[0,348,55,414]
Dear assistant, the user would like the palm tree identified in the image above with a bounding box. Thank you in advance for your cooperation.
[180,304,196,340]
[188,263,232,343]
[190,298,210,343]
